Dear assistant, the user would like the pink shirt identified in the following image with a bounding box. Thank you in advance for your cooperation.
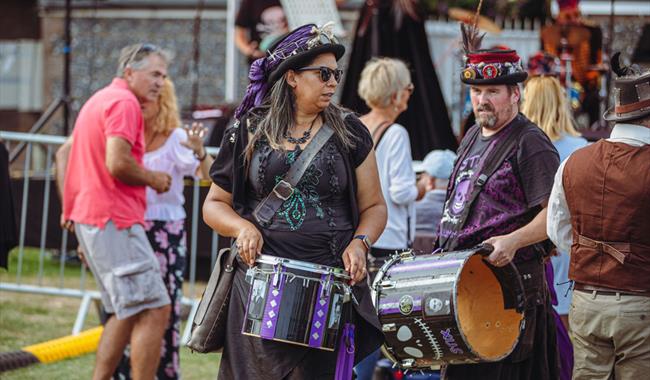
[63,78,146,229]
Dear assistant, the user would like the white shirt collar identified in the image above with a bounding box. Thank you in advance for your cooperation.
[609,123,650,146]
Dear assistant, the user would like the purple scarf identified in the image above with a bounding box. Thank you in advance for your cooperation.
[234,24,319,120]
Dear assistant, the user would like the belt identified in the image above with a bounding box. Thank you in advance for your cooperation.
[574,283,650,297]
[576,235,630,264]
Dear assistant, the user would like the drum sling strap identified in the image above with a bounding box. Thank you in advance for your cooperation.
[438,119,525,251]
[253,123,335,225]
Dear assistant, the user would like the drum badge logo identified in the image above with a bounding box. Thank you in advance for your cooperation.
[428,298,443,313]
[399,295,414,315]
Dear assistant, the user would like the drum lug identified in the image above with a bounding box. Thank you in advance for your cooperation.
[399,250,415,261]
[401,358,415,368]
[320,275,332,299]
[382,323,396,332]
[272,264,282,287]
[379,280,396,289]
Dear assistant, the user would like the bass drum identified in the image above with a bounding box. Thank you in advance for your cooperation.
[371,245,526,369]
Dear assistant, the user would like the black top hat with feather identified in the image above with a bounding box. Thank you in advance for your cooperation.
[603,52,650,122]
[459,23,527,85]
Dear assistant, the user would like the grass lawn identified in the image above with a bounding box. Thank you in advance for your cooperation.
[0,248,220,379]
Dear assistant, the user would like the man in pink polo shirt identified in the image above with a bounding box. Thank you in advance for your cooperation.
[56,43,173,380]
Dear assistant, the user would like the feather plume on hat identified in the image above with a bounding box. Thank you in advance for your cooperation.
[457,2,527,85]
[611,52,642,77]
[460,23,484,57]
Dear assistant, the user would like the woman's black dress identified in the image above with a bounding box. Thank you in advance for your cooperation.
[209,113,384,379]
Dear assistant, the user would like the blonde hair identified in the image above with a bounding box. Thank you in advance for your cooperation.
[522,76,580,141]
[358,57,411,109]
[147,78,181,135]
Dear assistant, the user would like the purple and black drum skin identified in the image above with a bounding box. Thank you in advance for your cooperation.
[372,245,526,369]
[242,255,351,351]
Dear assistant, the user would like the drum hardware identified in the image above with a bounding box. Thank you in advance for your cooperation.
[401,358,416,369]
[247,267,352,296]
[242,255,353,351]
[272,266,281,287]
[372,245,526,368]
[381,280,396,290]
[399,250,416,261]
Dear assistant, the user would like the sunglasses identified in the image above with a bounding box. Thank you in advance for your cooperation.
[405,83,415,94]
[296,66,343,83]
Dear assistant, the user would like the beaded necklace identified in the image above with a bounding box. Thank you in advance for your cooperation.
[283,114,319,146]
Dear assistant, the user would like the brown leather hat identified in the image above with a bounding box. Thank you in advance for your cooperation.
[603,71,650,122]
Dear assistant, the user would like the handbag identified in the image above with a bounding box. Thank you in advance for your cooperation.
[187,123,335,353]
[186,245,238,353]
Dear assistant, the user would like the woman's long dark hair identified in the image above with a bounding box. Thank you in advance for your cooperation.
[244,75,356,165]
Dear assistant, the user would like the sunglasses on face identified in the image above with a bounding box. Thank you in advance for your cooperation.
[296,66,343,83]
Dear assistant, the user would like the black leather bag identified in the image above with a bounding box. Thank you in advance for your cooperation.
[186,245,238,353]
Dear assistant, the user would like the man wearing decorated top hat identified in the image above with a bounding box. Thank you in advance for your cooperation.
[547,54,650,379]
[436,25,560,379]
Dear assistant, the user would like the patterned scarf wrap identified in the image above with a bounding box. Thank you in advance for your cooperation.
[234,23,341,121]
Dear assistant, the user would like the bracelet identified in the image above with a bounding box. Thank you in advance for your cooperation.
[195,151,207,162]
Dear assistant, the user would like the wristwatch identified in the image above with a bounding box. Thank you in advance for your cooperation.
[353,235,372,253]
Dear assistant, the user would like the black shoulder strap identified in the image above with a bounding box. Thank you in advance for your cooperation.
[439,120,525,250]
[371,121,392,148]
[253,124,335,225]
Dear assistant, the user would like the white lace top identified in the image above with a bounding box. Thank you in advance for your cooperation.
[143,128,199,221]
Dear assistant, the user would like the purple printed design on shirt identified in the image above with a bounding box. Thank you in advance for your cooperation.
[450,177,472,215]
[440,153,479,225]
[439,159,536,260]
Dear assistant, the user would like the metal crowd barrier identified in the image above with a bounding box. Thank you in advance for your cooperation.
[0,131,220,344]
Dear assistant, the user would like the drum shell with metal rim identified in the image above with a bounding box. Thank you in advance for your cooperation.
[371,246,526,369]
[241,254,351,351]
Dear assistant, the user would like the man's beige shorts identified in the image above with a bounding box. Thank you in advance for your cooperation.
[75,220,170,320]
[570,288,650,380]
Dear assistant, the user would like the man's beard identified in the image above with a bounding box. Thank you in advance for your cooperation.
[476,103,514,130]
[476,104,498,129]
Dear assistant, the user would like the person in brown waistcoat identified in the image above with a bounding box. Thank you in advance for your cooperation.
[547,53,650,380]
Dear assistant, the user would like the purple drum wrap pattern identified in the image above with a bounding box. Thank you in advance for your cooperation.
[308,274,331,348]
[260,268,286,340]
[387,259,464,274]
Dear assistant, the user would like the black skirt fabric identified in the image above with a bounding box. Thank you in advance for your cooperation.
[217,261,383,379]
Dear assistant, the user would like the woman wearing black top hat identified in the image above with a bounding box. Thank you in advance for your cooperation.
[203,23,386,379]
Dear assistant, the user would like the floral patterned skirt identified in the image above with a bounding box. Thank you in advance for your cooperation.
[113,219,186,380]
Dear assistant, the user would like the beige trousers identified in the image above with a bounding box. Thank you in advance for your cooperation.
[570,289,650,380]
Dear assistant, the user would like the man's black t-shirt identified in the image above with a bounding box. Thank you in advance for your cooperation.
[236,0,288,54]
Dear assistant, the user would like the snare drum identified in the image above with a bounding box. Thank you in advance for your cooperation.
[242,255,351,351]
[372,245,526,368]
